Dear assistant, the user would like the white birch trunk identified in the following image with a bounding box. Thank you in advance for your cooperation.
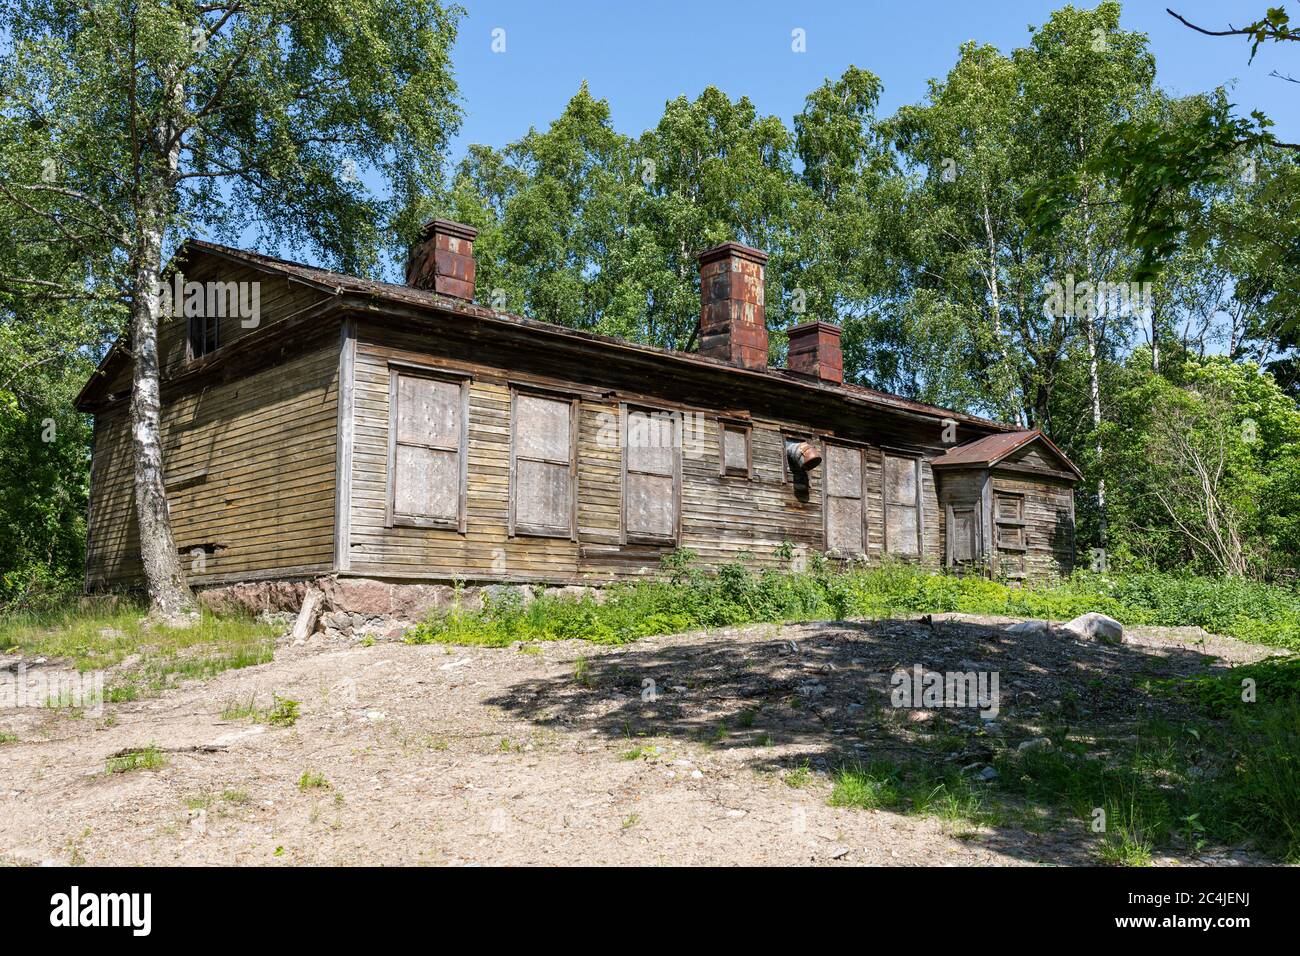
[129,64,196,620]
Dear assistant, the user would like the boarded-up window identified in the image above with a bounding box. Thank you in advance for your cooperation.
[386,368,467,531]
[719,422,751,477]
[511,391,575,538]
[994,492,1025,550]
[993,491,1026,577]
[883,454,921,556]
[824,444,864,555]
[623,407,678,543]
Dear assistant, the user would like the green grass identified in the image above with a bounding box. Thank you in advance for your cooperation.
[404,555,1300,652]
[221,693,300,727]
[297,771,329,791]
[825,659,1300,864]
[265,695,300,727]
[1154,654,1300,715]
[106,746,166,774]
[987,701,1300,863]
[830,760,996,827]
[0,731,18,744]
[0,601,278,700]
[783,762,813,789]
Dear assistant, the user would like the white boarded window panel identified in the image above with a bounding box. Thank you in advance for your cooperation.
[397,376,459,448]
[825,444,864,555]
[627,411,675,475]
[393,374,460,522]
[395,445,458,519]
[722,425,748,475]
[626,473,675,538]
[513,394,573,534]
[883,454,920,555]
[625,409,677,540]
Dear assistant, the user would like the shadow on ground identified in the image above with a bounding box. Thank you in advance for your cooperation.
[485,615,1235,863]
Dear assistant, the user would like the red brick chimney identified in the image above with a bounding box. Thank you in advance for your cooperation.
[407,219,477,301]
[786,321,843,384]
[697,242,768,370]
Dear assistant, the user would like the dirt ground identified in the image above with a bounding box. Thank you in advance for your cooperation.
[0,614,1284,866]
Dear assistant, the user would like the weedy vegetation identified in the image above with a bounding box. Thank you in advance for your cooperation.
[105,746,166,774]
[0,602,278,702]
[406,551,1300,651]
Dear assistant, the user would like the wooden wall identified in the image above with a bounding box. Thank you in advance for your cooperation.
[85,338,340,589]
[937,459,1075,581]
[990,471,1075,580]
[83,274,1077,593]
[97,259,327,397]
[343,321,951,584]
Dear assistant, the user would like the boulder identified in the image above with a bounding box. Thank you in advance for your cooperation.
[1062,612,1124,645]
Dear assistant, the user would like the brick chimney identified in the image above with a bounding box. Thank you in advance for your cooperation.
[407,219,477,301]
[786,321,843,384]
[697,242,768,370]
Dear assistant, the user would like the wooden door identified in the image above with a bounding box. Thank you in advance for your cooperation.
[946,504,981,571]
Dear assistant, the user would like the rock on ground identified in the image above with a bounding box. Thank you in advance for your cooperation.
[1062,612,1125,645]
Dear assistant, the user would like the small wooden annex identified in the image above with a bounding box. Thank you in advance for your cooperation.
[76,220,1080,596]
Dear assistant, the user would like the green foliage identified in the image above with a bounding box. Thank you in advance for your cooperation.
[0,601,278,702]
[297,771,329,791]
[994,693,1300,863]
[1102,356,1300,576]
[106,746,166,774]
[1156,654,1300,717]
[405,554,1300,652]
[830,760,993,827]
[0,317,98,613]
[265,695,300,728]
[1040,6,1300,322]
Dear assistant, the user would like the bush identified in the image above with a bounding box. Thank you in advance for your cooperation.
[404,554,1300,652]
[0,561,81,616]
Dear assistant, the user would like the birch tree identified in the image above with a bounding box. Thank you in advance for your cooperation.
[0,0,461,620]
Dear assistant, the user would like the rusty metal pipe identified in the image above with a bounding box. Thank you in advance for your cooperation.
[785,439,822,473]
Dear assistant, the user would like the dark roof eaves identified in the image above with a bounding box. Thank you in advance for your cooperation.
[180,238,1016,433]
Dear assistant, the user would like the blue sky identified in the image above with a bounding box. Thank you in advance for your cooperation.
[445,0,1298,158]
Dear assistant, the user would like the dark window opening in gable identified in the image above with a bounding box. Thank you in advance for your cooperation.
[188,313,219,360]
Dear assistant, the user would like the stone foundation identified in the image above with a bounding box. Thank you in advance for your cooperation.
[197,575,605,637]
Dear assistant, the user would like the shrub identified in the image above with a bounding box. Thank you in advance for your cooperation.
[404,552,1300,652]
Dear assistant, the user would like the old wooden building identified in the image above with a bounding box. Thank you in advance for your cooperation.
[76,220,1080,605]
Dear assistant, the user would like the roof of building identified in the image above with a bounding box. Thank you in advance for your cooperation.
[76,239,1027,442]
[930,428,1082,478]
